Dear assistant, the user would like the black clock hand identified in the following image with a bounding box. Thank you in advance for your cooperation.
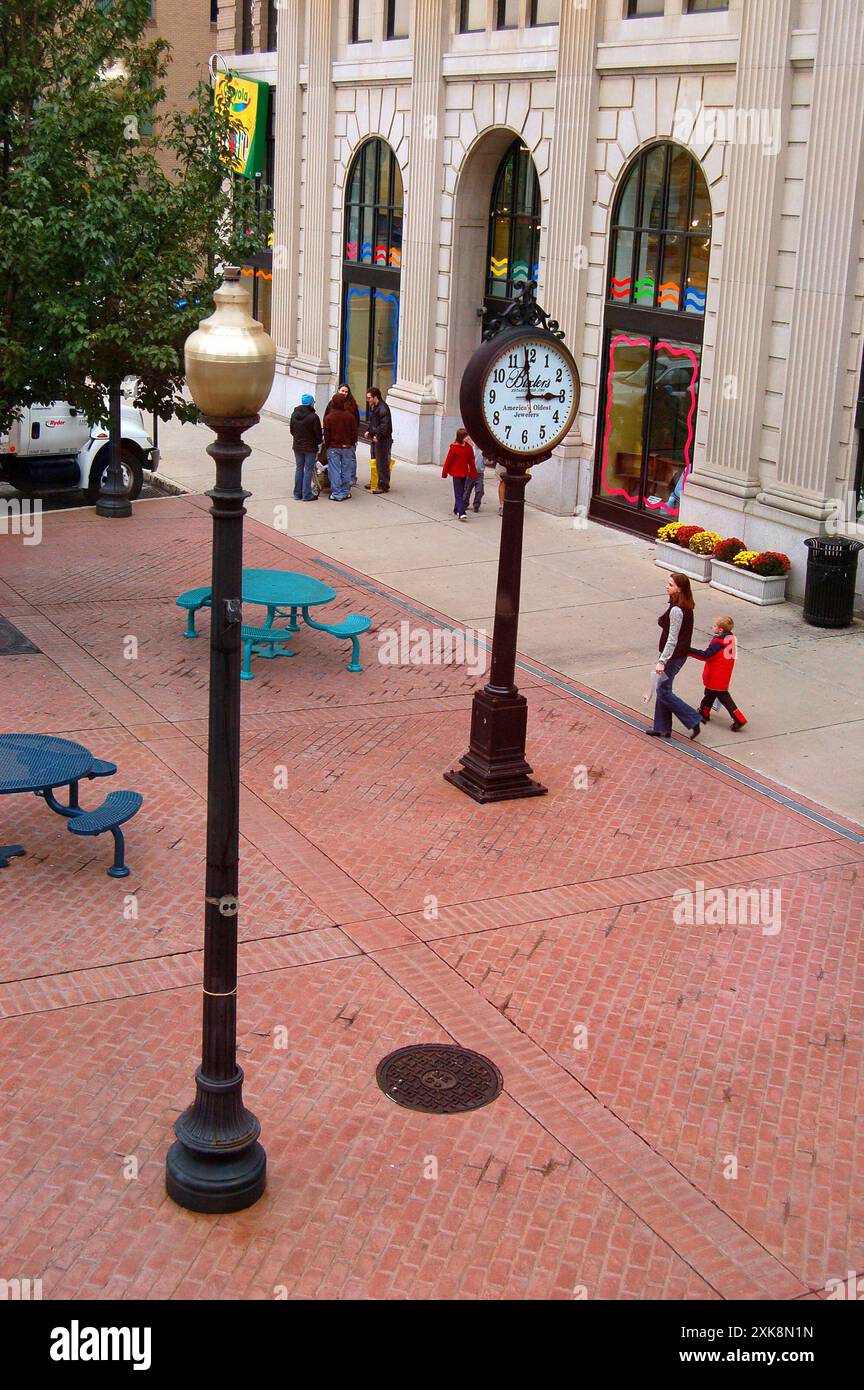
[523,347,533,402]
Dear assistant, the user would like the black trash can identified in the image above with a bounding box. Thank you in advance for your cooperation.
[803,535,863,627]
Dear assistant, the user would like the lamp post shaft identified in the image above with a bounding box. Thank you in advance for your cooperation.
[444,462,547,803]
[94,383,133,519]
[488,466,528,694]
[165,414,266,1214]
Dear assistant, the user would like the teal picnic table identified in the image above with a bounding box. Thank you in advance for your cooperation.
[176,568,371,676]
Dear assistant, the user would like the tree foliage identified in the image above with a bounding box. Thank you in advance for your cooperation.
[0,0,271,432]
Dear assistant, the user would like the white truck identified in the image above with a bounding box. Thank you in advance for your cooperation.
[0,398,159,502]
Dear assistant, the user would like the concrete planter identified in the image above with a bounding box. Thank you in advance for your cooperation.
[710,558,788,605]
[654,539,712,583]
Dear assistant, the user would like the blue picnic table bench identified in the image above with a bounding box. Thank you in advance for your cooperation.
[176,568,371,678]
[0,734,142,878]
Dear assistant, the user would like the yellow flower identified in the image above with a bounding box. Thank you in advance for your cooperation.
[732,550,759,568]
[657,522,682,543]
[689,530,722,555]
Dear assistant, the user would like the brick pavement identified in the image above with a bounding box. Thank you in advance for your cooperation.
[0,496,862,1300]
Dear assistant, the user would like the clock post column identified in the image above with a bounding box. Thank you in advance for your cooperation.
[444,459,547,804]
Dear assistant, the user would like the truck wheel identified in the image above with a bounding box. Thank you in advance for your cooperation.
[85,446,144,504]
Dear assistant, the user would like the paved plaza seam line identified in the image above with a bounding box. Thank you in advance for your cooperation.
[311,558,864,845]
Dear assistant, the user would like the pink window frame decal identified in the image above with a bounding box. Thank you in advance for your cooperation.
[599,334,699,514]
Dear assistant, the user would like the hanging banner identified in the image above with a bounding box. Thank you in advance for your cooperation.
[214,73,269,180]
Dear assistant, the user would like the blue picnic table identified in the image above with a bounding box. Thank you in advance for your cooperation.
[176,568,371,677]
[0,733,143,877]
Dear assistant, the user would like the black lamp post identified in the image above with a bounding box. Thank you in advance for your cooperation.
[94,383,133,519]
[165,266,276,1213]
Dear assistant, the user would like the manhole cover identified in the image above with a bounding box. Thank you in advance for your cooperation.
[376,1044,502,1114]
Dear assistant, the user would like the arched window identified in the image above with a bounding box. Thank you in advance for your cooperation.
[341,139,403,413]
[591,143,712,536]
[608,142,711,316]
[484,140,541,325]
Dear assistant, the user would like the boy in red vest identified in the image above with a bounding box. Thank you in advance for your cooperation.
[689,615,748,731]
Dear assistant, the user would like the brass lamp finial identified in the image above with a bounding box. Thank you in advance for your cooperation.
[184,265,277,418]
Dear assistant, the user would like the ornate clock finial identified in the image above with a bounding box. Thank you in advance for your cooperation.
[482,281,566,343]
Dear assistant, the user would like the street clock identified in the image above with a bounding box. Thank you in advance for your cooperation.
[459,286,580,464]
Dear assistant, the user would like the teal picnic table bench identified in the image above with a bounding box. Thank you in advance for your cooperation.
[176,568,371,678]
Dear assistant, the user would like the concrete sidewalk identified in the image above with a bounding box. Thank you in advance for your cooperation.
[158,414,864,824]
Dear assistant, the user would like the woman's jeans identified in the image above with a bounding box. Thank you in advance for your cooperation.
[327,447,354,499]
[293,449,317,500]
[451,476,467,516]
[653,655,701,734]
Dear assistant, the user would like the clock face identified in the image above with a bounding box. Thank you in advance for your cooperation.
[481,336,579,457]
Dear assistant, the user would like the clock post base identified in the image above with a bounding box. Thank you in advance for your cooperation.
[444,688,548,803]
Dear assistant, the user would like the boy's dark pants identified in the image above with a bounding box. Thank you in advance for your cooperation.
[700,688,739,719]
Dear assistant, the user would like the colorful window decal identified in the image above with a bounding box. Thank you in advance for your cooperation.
[485,140,541,305]
[607,144,711,318]
[599,333,699,515]
[340,138,402,409]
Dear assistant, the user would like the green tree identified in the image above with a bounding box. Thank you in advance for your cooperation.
[0,0,270,505]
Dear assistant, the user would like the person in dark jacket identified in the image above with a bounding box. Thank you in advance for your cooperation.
[324,384,361,485]
[364,387,393,493]
[646,572,702,739]
[441,428,477,521]
[690,614,747,731]
[323,392,359,501]
[289,394,323,501]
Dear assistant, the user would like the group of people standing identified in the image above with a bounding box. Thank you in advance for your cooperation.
[288,385,392,503]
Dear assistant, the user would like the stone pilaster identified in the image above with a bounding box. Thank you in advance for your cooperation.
[530,0,600,516]
[760,0,864,521]
[293,0,334,390]
[386,0,447,464]
[269,0,303,374]
[688,0,794,505]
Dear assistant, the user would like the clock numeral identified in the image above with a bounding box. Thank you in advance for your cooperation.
[507,353,518,368]
[559,391,566,403]
[556,369,562,383]
[488,389,496,403]
[539,426,546,440]
[521,430,529,445]
[493,369,505,383]
[493,410,500,426]
[544,353,549,368]
[528,348,536,364]
[553,411,560,424]
[505,426,511,440]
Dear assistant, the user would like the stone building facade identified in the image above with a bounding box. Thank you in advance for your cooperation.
[218,0,864,598]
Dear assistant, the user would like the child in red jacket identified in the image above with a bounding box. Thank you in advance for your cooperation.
[689,615,747,731]
[442,428,477,521]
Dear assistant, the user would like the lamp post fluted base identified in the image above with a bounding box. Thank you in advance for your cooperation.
[166,1067,266,1214]
[444,688,548,803]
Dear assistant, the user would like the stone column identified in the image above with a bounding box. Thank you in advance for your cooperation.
[292,0,335,397]
[268,0,304,416]
[686,0,795,512]
[385,0,448,464]
[760,1,864,523]
[529,0,600,517]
